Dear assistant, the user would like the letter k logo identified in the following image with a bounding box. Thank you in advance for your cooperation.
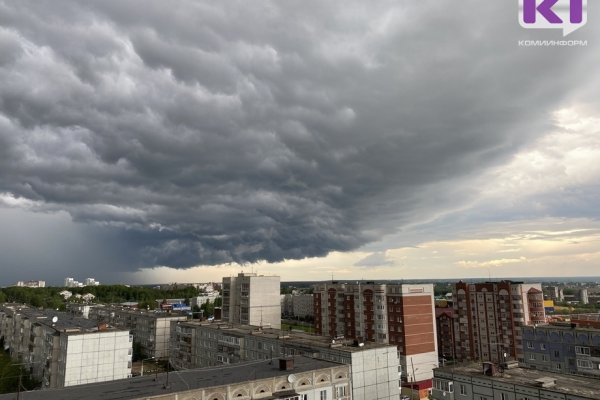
[523,0,562,23]
[519,0,587,36]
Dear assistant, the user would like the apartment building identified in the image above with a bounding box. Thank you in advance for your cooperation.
[15,280,46,288]
[282,294,314,318]
[222,273,281,329]
[431,362,600,400]
[313,282,437,394]
[453,280,545,363]
[88,306,187,359]
[521,323,600,377]
[435,308,455,361]
[0,305,132,388]
[0,356,351,400]
[170,321,400,400]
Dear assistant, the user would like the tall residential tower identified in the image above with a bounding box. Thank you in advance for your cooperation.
[222,272,281,329]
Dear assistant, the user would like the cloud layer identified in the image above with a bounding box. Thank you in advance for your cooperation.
[0,0,598,281]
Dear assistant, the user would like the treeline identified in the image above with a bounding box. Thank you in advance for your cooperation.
[0,348,38,394]
[0,285,208,310]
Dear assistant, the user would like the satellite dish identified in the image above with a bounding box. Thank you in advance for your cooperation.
[287,374,297,383]
[52,316,58,324]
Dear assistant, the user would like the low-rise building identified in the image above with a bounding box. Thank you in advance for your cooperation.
[88,306,187,359]
[0,305,132,388]
[0,356,351,400]
[171,321,400,400]
[431,362,600,400]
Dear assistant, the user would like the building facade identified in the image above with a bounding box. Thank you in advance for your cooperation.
[282,294,314,318]
[0,357,352,400]
[170,321,400,400]
[222,273,281,329]
[521,323,600,377]
[88,306,187,359]
[435,307,455,362]
[453,281,545,363]
[313,282,438,393]
[431,362,600,400]
[0,305,132,388]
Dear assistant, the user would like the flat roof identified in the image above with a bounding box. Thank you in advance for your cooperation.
[178,321,393,352]
[436,363,600,398]
[0,356,343,400]
[1,306,127,334]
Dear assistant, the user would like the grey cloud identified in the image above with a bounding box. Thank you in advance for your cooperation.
[0,0,597,275]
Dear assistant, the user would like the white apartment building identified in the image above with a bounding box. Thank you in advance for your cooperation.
[0,305,132,388]
[15,280,46,288]
[222,273,281,329]
[170,321,401,400]
[281,294,314,318]
[0,356,352,400]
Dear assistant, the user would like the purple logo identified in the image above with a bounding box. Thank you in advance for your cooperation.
[519,0,587,36]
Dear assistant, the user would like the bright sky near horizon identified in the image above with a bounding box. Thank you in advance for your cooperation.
[0,1,599,285]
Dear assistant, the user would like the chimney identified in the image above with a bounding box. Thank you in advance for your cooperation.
[279,358,294,371]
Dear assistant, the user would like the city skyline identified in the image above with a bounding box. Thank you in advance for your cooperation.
[0,1,599,286]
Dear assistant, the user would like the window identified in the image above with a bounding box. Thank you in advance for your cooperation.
[540,343,546,350]
[555,363,562,371]
[335,385,347,398]
[542,354,548,361]
[320,390,328,400]
[460,384,467,395]
[577,359,592,369]
[554,350,560,357]
[528,353,536,360]
[575,346,590,356]
[501,394,507,400]
[526,341,534,349]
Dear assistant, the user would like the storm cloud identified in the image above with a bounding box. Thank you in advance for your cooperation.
[0,0,597,279]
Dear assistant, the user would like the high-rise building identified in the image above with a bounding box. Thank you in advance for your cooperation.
[222,273,281,329]
[453,280,546,363]
[313,282,437,396]
[435,307,455,362]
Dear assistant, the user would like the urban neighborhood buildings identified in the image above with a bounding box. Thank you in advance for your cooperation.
[87,306,187,359]
[170,321,400,400]
[0,305,132,388]
[313,282,438,397]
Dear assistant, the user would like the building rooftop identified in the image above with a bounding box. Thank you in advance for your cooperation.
[436,363,600,398]
[1,305,127,335]
[178,321,392,352]
[0,356,342,400]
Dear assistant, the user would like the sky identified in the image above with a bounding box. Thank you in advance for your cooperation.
[0,1,599,286]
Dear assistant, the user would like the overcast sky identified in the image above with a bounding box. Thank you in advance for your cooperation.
[1,1,599,286]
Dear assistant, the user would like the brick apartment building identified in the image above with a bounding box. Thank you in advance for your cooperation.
[313,282,437,397]
[453,280,545,363]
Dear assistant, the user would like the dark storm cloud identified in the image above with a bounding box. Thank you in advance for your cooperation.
[0,0,596,272]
